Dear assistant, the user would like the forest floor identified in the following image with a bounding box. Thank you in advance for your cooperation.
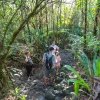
[4,49,87,100]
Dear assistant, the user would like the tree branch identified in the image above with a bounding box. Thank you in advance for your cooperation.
[3,0,49,59]
[1,4,22,50]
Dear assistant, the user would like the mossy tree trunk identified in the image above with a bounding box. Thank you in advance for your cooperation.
[0,57,9,99]
[0,0,49,98]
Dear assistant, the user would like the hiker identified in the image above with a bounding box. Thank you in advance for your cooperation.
[42,47,56,88]
[55,51,61,75]
[50,41,59,53]
[24,51,33,77]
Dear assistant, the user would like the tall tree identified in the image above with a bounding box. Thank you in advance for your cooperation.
[52,2,55,31]
[93,0,100,36]
[60,0,62,28]
[84,0,87,49]
[0,0,49,98]
[46,5,49,36]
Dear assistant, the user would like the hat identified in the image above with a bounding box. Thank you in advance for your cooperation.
[49,47,54,51]
[55,51,59,54]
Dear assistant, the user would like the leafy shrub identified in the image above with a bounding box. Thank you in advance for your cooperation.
[78,51,100,77]
[64,65,90,96]
[14,87,26,100]
[68,32,100,55]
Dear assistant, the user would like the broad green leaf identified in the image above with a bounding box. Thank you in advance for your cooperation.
[96,58,100,76]
[93,52,97,76]
[74,82,79,96]
[64,65,90,91]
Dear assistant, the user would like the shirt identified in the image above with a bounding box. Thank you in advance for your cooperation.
[25,57,33,64]
[43,52,56,67]
[55,55,61,67]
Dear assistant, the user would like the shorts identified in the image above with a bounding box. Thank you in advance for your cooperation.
[44,67,56,77]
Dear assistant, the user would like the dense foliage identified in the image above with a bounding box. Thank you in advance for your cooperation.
[0,0,100,99]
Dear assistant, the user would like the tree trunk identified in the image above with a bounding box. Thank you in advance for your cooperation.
[60,0,62,28]
[64,4,66,30]
[46,5,48,37]
[52,3,54,31]
[84,0,87,50]
[0,58,9,99]
[93,0,100,36]
[27,23,31,43]
[0,1,48,98]
[57,6,59,31]
[81,0,84,28]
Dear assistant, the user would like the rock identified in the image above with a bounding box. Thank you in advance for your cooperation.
[37,81,43,87]
[35,93,45,100]
[54,84,64,91]
[60,50,76,66]
[62,96,71,100]
[14,73,20,77]
[15,80,22,85]
[53,90,63,96]
[71,93,78,100]
[48,87,55,93]
[20,89,28,94]
[38,72,44,79]
[35,73,43,79]
[65,74,69,79]
[54,96,61,100]
[60,72,66,78]
[55,77,63,84]
[63,89,70,96]
[63,86,74,96]
[45,90,55,100]
[53,90,60,95]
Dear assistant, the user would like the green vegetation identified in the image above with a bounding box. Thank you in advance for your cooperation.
[0,0,100,99]
[64,65,90,96]
[14,87,26,100]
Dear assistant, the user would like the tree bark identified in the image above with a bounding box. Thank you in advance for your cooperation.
[52,3,54,31]
[27,22,31,43]
[57,6,59,31]
[93,0,100,36]
[0,0,49,98]
[84,0,87,50]
[1,4,22,50]
[81,0,84,28]
[46,5,48,36]
[60,0,62,28]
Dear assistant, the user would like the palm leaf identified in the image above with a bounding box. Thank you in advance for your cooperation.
[74,82,79,96]
[78,52,92,76]
[64,65,90,91]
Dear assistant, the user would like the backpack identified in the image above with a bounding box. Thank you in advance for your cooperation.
[45,53,54,70]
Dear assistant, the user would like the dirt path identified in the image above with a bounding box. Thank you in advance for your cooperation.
[10,50,77,100]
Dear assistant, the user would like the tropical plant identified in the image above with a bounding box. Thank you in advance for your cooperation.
[93,56,100,76]
[68,33,100,56]
[78,51,100,77]
[78,51,92,76]
[64,65,90,96]
[14,87,26,100]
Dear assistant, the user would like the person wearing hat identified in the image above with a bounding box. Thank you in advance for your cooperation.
[42,47,56,88]
[55,51,61,75]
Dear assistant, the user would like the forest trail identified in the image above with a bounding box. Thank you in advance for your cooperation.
[12,49,77,100]
[0,0,100,100]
